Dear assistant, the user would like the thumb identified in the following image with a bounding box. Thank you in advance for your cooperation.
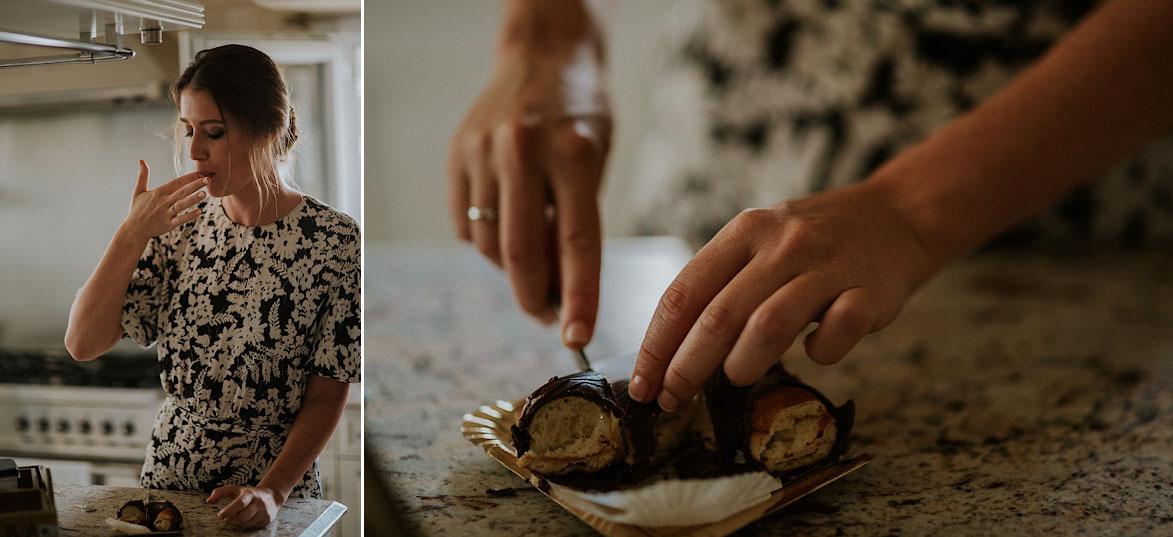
[134,160,149,195]
[207,485,241,504]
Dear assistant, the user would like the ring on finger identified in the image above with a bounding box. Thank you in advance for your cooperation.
[170,203,177,214]
[467,206,499,222]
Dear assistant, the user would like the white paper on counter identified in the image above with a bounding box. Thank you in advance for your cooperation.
[548,471,783,526]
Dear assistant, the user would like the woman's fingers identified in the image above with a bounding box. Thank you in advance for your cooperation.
[158,171,202,195]
[238,508,269,529]
[496,121,555,323]
[216,491,250,520]
[169,206,202,227]
[464,134,501,266]
[206,485,241,505]
[134,160,150,195]
[630,221,754,404]
[804,286,880,365]
[549,121,605,349]
[723,273,843,386]
[448,138,472,242]
[168,175,209,204]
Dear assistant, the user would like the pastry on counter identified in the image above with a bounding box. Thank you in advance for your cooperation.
[116,500,148,526]
[511,366,853,480]
[702,365,855,474]
[147,501,183,531]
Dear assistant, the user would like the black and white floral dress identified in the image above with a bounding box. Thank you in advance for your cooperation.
[621,0,1173,249]
[121,195,360,499]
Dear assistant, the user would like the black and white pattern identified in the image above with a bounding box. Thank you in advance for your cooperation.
[623,0,1173,249]
[122,195,360,498]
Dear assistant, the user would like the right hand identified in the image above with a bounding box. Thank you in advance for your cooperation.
[123,160,208,242]
[449,6,611,349]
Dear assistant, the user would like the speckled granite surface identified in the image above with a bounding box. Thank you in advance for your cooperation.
[56,483,344,536]
[366,237,1172,536]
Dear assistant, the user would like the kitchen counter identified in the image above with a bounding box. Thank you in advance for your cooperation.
[366,237,1172,536]
[55,484,345,536]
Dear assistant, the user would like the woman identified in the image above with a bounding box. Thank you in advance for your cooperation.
[64,44,360,529]
[449,0,1173,407]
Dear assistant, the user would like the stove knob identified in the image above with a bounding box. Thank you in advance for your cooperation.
[102,421,115,435]
[37,418,49,433]
[123,422,135,436]
[15,417,29,432]
[79,420,92,434]
[57,419,70,433]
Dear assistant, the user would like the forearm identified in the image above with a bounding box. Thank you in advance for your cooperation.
[868,0,1173,269]
[257,378,349,503]
[65,224,148,361]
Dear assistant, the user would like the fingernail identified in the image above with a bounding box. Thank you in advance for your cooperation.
[539,310,557,325]
[199,191,206,198]
[628,375,652,403]
[658,390,679,412]
[563,321,589,346]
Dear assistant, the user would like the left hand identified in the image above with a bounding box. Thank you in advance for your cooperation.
[207,485,284,529]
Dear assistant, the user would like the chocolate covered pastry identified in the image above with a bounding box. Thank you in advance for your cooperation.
[702,365,854,474]
[511,372,627,476]
[511,372,696,477]
[147,501,183,531]
[116,500,149,525]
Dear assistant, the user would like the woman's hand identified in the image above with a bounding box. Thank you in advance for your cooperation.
[122,160,207,242]
[449,0,611,349]
[628,182,935,409]
[207,485,283,529]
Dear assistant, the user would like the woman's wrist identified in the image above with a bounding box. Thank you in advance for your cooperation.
[113,222,151,253]
[256,479,290,507]
[498,0,606,61]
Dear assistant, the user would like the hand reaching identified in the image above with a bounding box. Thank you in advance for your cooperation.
[206,484,282,529]
[629,182,934,409]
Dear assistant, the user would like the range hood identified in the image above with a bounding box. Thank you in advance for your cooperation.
[0,0,204,69]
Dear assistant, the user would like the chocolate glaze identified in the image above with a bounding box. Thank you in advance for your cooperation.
[704,365,855,475]
[611,378,662,467]
[511,371,623,456]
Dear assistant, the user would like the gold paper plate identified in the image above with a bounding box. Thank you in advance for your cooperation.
[461,399,872,537]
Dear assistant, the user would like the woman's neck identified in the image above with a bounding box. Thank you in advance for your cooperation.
[221,181,303,227]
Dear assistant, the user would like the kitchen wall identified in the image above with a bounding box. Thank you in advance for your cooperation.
[365,0,677,241]
[0,104,177,348]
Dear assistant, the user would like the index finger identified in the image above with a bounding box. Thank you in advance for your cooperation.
[628,224,752,403]
[157,171,202,195]
[217,491,251,520]
[549,165,601,350]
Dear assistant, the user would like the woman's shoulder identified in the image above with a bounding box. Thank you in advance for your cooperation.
[298,197,360,262]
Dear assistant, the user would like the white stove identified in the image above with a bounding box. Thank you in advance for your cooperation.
[0,348,162,486]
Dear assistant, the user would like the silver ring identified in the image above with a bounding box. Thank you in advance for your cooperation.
[170,203,177,214]
[467,206,499,222]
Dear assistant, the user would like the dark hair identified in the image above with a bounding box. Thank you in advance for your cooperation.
[171,44,298,205]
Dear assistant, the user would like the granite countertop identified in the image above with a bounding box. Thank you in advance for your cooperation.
[366,237,1172,536]
[55,484,345,536]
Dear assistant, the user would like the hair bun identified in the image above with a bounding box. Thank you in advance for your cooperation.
[283,105,299,156]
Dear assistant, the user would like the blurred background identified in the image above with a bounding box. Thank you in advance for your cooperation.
[0,1,360,535]
[365,0,675,241]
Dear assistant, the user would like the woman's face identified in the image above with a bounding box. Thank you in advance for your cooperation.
[179,88,254,198]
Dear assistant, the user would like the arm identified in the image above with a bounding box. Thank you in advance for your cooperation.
[208,376,349,529]
[629,0,1173,408]
[65,161,205,361]
[449,0,614,350]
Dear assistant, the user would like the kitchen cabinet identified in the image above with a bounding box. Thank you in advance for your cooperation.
[364,237,1172,536]
[56,483,343,536]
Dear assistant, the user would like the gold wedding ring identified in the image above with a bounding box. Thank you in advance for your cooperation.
[467,206,499,222]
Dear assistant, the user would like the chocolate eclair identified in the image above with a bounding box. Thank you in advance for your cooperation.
[116,500,149,526]
[612,378,695,469]
[511,372,627,476]
[147,501,183,531]
[702,365,854,475]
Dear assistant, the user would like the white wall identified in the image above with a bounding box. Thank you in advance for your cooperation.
[365,0,676,240]
[0,105,177,347]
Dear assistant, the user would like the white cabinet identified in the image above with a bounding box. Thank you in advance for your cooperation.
[319,395,360,537]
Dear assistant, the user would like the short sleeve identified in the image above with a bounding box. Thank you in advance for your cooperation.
[306,226,361,383]
[120,236,171,348]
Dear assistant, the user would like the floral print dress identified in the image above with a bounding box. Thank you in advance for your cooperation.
[121,195,360,499]
[622,0,1173,249]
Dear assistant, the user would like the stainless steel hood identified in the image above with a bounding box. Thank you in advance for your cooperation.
[0,0,204,69]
